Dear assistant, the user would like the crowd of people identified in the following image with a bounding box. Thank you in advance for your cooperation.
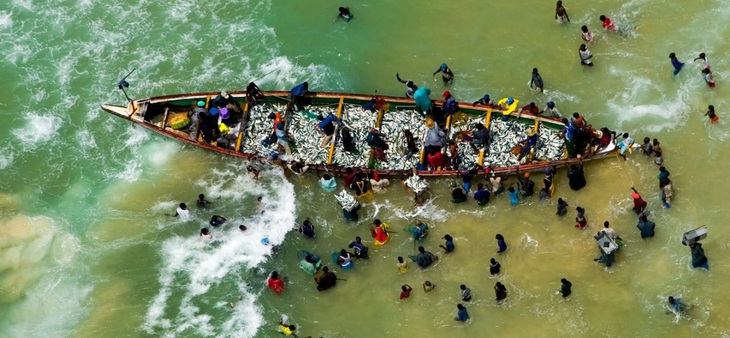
[160,3,721,336]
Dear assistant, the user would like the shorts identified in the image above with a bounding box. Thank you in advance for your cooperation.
[711,115,719,123]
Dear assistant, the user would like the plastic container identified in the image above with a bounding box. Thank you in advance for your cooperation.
[682,226,707,246]
[594,232,618,254]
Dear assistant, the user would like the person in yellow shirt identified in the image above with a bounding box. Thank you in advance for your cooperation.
[497,97,520,121]
[396,256,409,273]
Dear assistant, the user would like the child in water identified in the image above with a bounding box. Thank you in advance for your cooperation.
[669,53,685,76]
[703,68,716,88]
[599,15,618,32]
[575,207,587,229]
[705,105,719,124]
[581,25,593,43]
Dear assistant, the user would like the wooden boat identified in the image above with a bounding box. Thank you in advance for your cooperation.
[101,91,616,177]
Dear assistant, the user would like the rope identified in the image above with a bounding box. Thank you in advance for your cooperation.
[614,151,635,187]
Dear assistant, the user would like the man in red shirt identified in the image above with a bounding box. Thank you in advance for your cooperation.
[519,102,539,118]
[599,15,617,32]
[400,284,413,299]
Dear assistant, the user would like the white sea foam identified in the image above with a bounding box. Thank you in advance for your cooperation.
[0,11,12,29]
[11,113,62,151]
[143,164,296,337]
[0,149,13,169]
[76,128,97,149]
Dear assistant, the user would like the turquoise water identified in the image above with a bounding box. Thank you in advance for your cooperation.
[2,0,730,337]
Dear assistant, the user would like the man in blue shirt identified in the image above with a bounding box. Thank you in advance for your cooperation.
[454,304,469,321]
[636,214,655,238]
[290,81,309,111]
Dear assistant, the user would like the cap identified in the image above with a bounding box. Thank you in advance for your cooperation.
[443,90,450,98]
[526,129,536,136]
[221,91,231,99]
[219,107,230,119]
[543,167,551,174]
[197,101,205,107]
[631,192,640,199]
[424,117,435,129]
[524,172,530,178]
[440,63,447,71]
[267,113,276,119]
[547,101,555,108]
[369,128,378,133]
[507,97,514,105]
[209,107,219,116]
[483,94,490,102]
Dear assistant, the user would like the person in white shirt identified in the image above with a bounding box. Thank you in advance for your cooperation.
[200,228,212,239]
[599,221,618,241]
[173,203,191,221]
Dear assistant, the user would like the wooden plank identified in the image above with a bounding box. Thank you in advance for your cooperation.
[327,96,344,165]
[160,107,170,129]
[235,101,249,152]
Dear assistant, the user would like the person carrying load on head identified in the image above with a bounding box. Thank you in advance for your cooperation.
[396,73,418,99]
[433,63,454,84]
[497,97,520,121]
[317,113,340,148]
[290,81,309,111]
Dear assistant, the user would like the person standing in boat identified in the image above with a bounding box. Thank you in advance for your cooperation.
[396,73,418,99]
[340,127,358,153]
[442,91,458,120]
[290,81,309,111]
[366,128,389,161]
[470,123,490,153]
[317,113,340,148]
[414,87,432,116]
[188,101,208,140]
[276,122,293,157]
[246,82,265,107]
[433,63,454,84]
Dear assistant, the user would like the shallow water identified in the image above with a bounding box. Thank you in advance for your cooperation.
[1,0,730,337]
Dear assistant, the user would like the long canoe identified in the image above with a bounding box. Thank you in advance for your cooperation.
[101,91,616,177]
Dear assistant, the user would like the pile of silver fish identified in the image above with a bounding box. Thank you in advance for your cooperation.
[380,109,426,170]
[335,190,360,211]
[482,119,565,169]
[240,103,287,158]
[448,115,489,169]
[238,102,564,169]
[332,104,378,168]
[404,174,429,194]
